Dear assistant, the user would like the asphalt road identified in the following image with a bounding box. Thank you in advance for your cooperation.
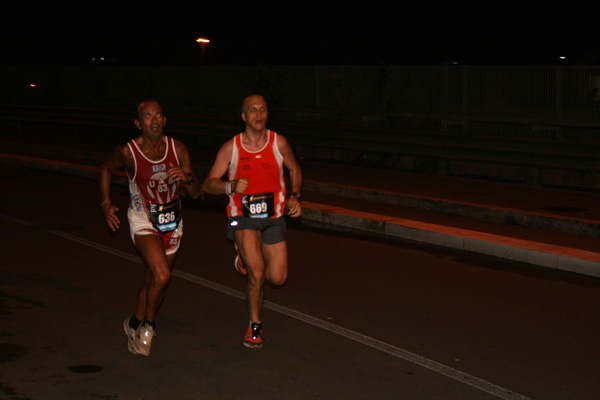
[1,163,599,400]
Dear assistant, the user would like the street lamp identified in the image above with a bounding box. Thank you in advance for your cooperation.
[196,37,210,64]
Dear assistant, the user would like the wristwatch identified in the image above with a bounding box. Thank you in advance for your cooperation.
[184,172,194,185]
[290,192,301,201]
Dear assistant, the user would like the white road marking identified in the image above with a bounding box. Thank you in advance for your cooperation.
[4,213,533,400]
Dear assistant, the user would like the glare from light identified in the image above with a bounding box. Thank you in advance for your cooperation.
[196,38,210,43]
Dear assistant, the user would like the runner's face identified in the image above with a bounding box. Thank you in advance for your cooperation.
[136,102,166,138]
[242,97,268,132]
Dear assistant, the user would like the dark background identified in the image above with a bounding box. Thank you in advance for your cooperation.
[3,3,599,66]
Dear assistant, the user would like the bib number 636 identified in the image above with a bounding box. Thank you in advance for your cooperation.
[158,211,176,224]
[149,199,182,232]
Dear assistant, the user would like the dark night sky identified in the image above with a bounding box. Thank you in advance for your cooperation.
[2,3,599,66]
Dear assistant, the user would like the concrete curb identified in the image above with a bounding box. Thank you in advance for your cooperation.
[2,152,599,278]
[302,180,600,237]
[301,202,600,278]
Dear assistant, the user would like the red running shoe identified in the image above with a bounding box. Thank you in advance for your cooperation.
[244,322,263,348]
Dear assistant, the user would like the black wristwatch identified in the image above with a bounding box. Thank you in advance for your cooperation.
[184,172,195,185]
[290,192,301,201]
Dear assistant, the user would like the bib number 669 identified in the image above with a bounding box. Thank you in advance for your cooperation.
[249,202,268,215]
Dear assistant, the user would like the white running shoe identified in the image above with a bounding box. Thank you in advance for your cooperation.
[123,317,138,355]
[134,322,155,356]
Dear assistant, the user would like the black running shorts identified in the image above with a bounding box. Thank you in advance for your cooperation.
[226,216,286,245]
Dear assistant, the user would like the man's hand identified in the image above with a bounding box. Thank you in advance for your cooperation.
[102,202,120,232]
[167,165,188,183]
[287,196,302,218]
[235,177,249,194]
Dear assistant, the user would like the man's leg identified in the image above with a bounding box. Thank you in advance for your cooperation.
[235,229,288,348]
[235,229,271,348]
[129,233,176,355]
[234,229,265,324]
[134,233,176,323]
[133,268,151,324]
[262,240,288,287]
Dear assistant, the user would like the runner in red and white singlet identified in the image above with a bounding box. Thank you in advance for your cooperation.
[100,99,202,356]
[226,130,286,219]
[204,94,303,349]
[127,135,183,253]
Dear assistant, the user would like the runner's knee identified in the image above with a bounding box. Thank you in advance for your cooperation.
[266,262,288,286]
[152,267,171,289]
[268,271,287,287]
[247,263,266,286]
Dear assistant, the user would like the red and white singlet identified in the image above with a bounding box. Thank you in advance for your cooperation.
[227,130,286,219]
[127,136,183,239]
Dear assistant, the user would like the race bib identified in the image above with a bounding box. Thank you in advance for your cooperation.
[149,199,182,232]
[241,192,275,219]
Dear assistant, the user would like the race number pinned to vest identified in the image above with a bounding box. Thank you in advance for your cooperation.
[149,199,182,232]
[241,192,275,219]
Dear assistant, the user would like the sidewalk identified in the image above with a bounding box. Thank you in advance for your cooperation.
[2,144,599,278]
[297,160,600,278]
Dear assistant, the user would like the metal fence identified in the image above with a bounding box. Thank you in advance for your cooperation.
[2,64,600,140]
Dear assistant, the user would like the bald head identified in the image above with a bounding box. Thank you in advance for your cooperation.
[137,99,162,120]
[241,95,269,133]
[134,99,166,137]
[241,94,267,114]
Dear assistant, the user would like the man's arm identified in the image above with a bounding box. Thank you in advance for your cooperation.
[203,139,248,195]
[99,145,127,231]
[278,135,303,217]
[170,140,202,199]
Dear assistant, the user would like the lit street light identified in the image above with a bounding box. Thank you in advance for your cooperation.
[196,37,210,64]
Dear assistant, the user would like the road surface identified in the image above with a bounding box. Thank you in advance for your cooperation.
[1,164,599,400]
